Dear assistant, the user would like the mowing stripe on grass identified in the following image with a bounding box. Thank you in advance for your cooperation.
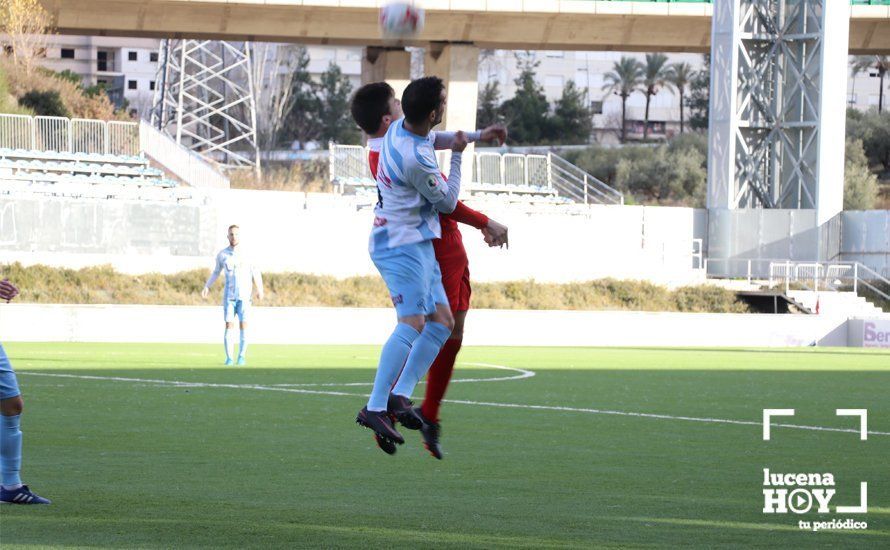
[18,371,890,438]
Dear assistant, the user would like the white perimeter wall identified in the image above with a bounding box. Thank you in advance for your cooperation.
[0,189,705,285]
[0,304,851,348]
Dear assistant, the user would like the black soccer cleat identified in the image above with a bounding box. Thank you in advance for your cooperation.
[373,433,397,455]
[415,407,443,460]
[387,393,424,430]
[356,406,404,446]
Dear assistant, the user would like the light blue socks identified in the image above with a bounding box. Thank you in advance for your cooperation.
[224,328,236,361]
[0,414,22,488]
[238,329,247,360]
[392,322,452,399]
[368,323,421,411]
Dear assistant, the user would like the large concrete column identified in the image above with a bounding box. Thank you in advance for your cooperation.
[424,43,479,181]
[361,47,412,100]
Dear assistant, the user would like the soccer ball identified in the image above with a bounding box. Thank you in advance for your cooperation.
[379,2,424,38]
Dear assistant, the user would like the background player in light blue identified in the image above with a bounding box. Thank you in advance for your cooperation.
[0,278,51,505]
[201,225,264,366]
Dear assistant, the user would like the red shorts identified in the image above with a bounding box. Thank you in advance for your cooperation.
[433,229,471,313]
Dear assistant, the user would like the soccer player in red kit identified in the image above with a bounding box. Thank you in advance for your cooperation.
[350,82,508,459]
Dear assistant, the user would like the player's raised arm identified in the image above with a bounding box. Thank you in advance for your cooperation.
[410,135,467,214]
[201,253,223,299]
[432,124,507,149]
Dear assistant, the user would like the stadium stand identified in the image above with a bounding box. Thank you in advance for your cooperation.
[329,142,622,208]
[0,114,193,202]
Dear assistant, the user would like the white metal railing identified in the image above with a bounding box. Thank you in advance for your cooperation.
[139,121,229,189]
[764,260,890,303]
[328,143,623,205]
[0,113,139,156]
[34,116,69,152]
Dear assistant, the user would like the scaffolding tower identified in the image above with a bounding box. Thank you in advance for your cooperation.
[151,40,260,174]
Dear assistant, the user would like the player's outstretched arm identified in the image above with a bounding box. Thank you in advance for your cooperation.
[432,130,481,150]
[411,136,467,214]
[431,125,506,150]
[0,279,20,303]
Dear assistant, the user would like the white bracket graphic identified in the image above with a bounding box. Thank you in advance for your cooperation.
[836,482,868,514]
[836,409,868,441]
[763,409,795,441]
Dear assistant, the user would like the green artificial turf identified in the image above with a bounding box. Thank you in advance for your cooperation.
[0,343,888,548]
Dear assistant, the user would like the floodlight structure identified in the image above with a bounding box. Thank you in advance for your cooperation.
[151,39,260,174]
[706,0,850,274]
[708,0,849,225]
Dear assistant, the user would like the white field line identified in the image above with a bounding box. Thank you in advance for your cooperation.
[18,370,890,438]
[266,362,536,387]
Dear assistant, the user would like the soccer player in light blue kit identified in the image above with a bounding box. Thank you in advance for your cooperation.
[355,76,486,447]
[0,279,51,505]
[202,225,264,366]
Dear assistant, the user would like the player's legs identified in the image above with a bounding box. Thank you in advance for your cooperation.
[390,255,454,404]
[0,395,23,490]
[223,301,236,365]
[421,309,466,424]
[236,301,248,365]
[421,249,471,425]
[0,344,49,504]
[366,242,440,412]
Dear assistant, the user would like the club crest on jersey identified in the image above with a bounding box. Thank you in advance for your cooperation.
[391,294,404,306]
[427,175,438,189]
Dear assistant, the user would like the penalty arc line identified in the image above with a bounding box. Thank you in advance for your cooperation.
[17,371,890,438]
[265,362,536,387]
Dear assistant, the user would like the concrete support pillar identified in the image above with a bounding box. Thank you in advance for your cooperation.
[361,47,412,100]
[424,43,479,181]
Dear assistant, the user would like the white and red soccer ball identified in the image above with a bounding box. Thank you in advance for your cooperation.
[379,2,424,38]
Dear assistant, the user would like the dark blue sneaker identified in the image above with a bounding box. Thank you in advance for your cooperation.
[0,485,51,505]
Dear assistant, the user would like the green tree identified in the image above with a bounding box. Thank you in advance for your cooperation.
[315,62,360,145]
[476,80,501,129]
[551,80,592,144]
[666,62,696,134]
[18,89,69,117]
[603,56,643,143]
[851,56,889,113]
[281,46,321,147]
[499,52,551,144]
[641,53,670,140]
[847,108,890,175]
[844,138,878,210]
[687,54,710,131]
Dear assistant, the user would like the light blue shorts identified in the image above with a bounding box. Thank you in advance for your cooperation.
[224,299,250,323]
[0,343,21,400]
[371,240,449,318]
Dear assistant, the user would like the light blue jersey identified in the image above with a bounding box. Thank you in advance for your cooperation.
[205,246,263,304]
[370,119,461,252]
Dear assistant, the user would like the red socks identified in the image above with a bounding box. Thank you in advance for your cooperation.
[421,338,462,423]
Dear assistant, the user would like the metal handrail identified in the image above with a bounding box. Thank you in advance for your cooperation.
[548,153,623,205]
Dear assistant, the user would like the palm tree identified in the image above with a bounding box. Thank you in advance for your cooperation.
[603,56,643,143]
[666,62,696,134]
[851,55,890,113]
[642,53,670,140]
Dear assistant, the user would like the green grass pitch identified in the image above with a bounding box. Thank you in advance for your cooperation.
[1,343,889,548]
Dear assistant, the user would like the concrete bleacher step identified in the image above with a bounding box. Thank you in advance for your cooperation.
[786,290,888,318]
